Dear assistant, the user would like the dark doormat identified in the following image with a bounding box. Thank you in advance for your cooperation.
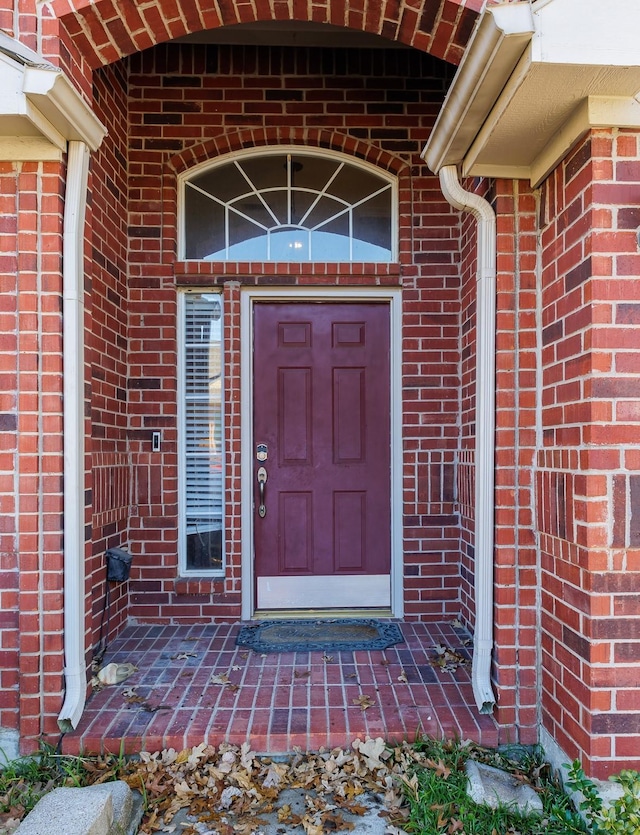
[236,619,404,653]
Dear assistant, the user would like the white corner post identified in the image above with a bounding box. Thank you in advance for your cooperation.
[439,165,497,714]
[58,139,90,732]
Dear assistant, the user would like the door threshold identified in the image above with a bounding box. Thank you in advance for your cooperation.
[252,608,394,621]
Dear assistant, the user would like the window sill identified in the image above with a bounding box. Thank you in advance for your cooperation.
[174,261,402,284]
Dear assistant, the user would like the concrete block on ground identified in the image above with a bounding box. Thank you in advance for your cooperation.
[15,781,140,835]
[0,728,20,766]
[465,760,543,816]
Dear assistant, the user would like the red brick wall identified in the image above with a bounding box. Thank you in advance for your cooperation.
[88,61,132,652]
[0,164,21,739]
[539,129,640,778]
[457,186,480,628]
[492,180,539,745]
[0,160,67,749]
[456,179,539,747]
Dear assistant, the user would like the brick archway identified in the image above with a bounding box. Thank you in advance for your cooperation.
[45,0,481,76]
[167,127,410,177]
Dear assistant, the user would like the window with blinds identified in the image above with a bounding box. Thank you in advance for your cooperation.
[180,292,224,573]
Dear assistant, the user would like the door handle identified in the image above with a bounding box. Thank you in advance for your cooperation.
[257,466,267,518]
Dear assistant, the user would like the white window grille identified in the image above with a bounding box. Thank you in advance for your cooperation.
[179,291,224,574]
[181,149,396,262]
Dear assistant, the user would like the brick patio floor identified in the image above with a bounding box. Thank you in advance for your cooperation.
[62,621,499,756]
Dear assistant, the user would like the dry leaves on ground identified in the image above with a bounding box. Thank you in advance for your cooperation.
[352,694,376,711]
[430,645,469,673]
[0,813,20,835]
[117,736,438,834]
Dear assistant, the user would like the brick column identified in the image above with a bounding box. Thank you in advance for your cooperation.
[3,161,67,750]
[492,179,540,745]
[539,129,640,778]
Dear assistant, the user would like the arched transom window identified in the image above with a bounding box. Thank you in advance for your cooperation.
[181,149,396,262]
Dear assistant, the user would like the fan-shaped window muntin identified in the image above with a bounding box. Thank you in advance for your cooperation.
[181,150,396,262]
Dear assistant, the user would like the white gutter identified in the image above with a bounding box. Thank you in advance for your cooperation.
[421,0,526,721]
[23,67,106,152]
[58,139,90,732]
[439,166,496,714]
[423,3,534,175]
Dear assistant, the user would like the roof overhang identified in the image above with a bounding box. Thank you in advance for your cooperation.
[423,0,640,187]
[0,33,106,160]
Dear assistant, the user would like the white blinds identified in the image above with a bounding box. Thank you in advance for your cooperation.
[182,293,224,570]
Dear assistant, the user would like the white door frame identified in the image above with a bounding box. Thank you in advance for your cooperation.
[240,286,404,620]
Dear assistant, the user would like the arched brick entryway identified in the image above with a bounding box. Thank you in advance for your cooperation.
[11,0,488,753]
[43,0,481,75]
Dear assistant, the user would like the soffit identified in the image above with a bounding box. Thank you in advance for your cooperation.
[176,21,404,49]
[423,0,640,186]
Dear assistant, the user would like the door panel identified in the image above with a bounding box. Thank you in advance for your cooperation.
[253,301,391,609]
[279,492,313,572]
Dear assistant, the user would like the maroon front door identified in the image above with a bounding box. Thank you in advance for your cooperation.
[253,302,391,610]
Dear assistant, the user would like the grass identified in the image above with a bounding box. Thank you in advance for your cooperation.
[0,737,591,834]
[0,743,118,825]
[402,737,589,835]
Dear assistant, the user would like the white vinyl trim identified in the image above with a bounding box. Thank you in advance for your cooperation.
[240,286,403,620]
[257,575,390,610]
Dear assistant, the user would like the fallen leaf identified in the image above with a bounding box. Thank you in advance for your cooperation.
[301,814,324,835]
[170,652,198,660]
[352,694,375,711]
[354,737,387,770]
[425,758,451,780]
[277,804,292,822]
[401,773,419,801]
[211,673,230,685]
[397,670,408,683]
[262,761,288,788]
[323,654,334,663]
[140,702,171,712]
[240,742,255,770]
[335,798,368,815]
[430,645,469,672]
[124,692,146,705]
[219,785,243,809]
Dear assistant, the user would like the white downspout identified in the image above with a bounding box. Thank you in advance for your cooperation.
[58,140,90,732]
[439,165,496,714]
